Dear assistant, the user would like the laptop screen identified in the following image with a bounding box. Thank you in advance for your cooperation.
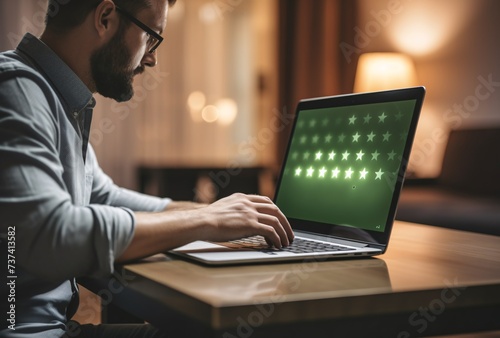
[274,88,424,245]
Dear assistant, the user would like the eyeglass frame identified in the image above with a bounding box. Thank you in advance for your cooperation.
[115,5,163,54]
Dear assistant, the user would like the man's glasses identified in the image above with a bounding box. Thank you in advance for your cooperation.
[115,6,163,54]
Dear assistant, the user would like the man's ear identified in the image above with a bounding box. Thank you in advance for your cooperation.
[94,0,119,38]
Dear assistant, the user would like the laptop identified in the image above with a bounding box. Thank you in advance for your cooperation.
[170,86,426,265]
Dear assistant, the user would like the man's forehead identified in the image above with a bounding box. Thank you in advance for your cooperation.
[139,0,169,33]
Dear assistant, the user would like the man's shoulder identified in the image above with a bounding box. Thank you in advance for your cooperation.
[1,50,25,69]
[0,50,60,118]
[0,50,55,103]
[0,50,43,80]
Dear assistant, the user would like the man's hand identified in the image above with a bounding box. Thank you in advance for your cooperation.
[117,193,293,262]
[197,193,294,248]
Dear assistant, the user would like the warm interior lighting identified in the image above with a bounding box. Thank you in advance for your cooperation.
[389,18,443,56]
[189,93,238,125]
[188,91,206,110]
[188,91,206,122]
[215,98,238,125]
[387,0,480,56]
[353,53,418,93]
[201,105,219,123]
[199,3,219,24]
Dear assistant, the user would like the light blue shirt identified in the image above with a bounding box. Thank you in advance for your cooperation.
[0,33,170,337]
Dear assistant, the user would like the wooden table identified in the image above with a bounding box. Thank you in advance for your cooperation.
[82,221,500,337]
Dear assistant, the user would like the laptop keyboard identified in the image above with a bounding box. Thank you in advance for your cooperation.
[228,236,353,254]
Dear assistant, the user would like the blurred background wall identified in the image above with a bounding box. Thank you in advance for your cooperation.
[1,0,499,192]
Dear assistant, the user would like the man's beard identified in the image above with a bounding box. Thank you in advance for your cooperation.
[90,28,144,102]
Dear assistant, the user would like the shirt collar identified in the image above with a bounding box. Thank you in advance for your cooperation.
[16,33,95,115]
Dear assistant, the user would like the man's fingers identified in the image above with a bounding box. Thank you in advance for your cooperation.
[257,214,290,247]
[215,193,294,248]
[254,203,294,241]
[241,194,294,246]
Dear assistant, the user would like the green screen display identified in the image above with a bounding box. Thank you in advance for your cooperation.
[275,99,417,233]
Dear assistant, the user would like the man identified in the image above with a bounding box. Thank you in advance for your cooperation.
[0,0,294,337]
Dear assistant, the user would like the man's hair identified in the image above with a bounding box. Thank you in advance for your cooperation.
[45,0,177,32]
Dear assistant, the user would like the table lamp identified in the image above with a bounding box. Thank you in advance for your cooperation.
[353,53,418,93]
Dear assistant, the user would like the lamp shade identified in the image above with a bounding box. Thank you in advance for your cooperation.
[353,53,418,93]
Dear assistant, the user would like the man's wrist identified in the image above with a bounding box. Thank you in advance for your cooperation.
[164,201,208,211]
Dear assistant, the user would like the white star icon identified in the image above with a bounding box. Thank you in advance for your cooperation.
[307,167,314,177]
[331,167,340,178]
[379,112,387,123]
[315,151,323,160]
[367,132,376,142]
[364,114,372,124]
[352,132,361,143]
[383,132,391,142]
[328,151,336,161]
[356,150,365,161]
[388,150,397,160]
[319,167,327,178]
[349,115,357,125]
[342,151,350,161]
[360,168,368,179]
[295,167,302,176]
[371,151,380,161]
[375,169,384,180]
[345,168,354,179]
[325,134,332,143]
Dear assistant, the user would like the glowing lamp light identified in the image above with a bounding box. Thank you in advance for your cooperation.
[353,53,418,93]
[215,98,238,125]
[188,93,238,125]
[199,3,219,24]
[386,0,479,56]
[201,105,219,123]
[188,91,207,122]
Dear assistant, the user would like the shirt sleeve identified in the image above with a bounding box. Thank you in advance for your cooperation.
[0,64,133,282]
[87,146,172,212]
